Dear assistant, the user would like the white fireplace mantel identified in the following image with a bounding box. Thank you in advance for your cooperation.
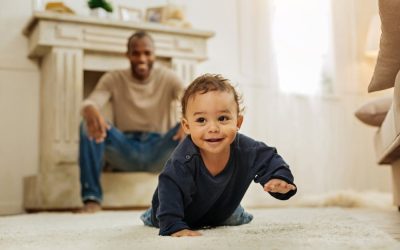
[24,11,214,77]
[23,11,214,210]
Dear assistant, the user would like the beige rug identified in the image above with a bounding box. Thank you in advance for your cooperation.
[0,208,398,250]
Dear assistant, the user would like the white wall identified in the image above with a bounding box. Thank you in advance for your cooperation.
[0,0,40,214]
[0,0,392,214]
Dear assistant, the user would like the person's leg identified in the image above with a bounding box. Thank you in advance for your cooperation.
[104,123,180,173]
[79,123,139,212]
[79,122,105,207]
[142,123,181,172]
[103,129,144,172]
[140,207,156,227]
[220,205,253,226]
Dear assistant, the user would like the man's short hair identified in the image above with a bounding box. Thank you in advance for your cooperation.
[127,31,154,51]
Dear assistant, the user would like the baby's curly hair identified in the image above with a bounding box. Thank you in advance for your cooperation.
[181,74,243,117]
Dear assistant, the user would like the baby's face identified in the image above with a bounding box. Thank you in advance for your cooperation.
[182,90,243,158]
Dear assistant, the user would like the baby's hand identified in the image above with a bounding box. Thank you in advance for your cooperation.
[171,229,202,237]
[264,179,296,194]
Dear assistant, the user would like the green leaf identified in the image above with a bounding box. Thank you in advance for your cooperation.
[87,0,113,12]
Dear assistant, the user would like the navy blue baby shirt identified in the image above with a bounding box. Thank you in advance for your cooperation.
[150,133,297,235]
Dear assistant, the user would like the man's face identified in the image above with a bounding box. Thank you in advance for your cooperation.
[127,37,155,80]
[181,90,243,158]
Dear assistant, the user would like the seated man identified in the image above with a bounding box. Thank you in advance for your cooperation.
[79,31,185,213]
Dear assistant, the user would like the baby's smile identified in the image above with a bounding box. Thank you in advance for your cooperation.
[204,138,224,143]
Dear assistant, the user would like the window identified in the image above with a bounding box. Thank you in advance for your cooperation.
[271,0,334,95]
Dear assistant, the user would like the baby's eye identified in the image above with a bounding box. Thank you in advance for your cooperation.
[195,117,206,124]
[218,116,230,122]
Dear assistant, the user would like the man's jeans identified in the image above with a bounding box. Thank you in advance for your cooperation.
[79,122,180,204]
[140,205,253,228]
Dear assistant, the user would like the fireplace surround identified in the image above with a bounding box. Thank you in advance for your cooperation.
[23,11,213,210]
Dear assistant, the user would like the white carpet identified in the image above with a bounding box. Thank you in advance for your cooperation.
[0,208,398,250]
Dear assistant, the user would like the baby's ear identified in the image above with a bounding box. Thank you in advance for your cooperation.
[236,115,243,130]
[181,118,191,134]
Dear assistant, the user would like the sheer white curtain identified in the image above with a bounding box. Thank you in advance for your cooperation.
[271,0,334,95]
[240,0,391,207]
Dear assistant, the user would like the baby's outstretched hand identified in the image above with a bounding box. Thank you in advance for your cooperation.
[171,229,202,237]
[264,179,296,194]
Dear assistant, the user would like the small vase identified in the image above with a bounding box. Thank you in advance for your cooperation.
[90,8,112,19]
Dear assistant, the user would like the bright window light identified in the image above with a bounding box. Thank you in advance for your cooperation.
[272,0,333,95]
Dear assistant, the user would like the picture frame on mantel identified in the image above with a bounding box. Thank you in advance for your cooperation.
[119,6,143,22]
[145,6,166,23]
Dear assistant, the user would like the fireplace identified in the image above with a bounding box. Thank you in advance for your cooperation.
[23,11,213,210]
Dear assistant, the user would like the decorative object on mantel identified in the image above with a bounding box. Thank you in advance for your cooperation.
[145,5,191,28]
[118,6,142,22]
[164,4,191,28]
[145,6,166,23]
[88,0,113,18]
[45,2,75,14]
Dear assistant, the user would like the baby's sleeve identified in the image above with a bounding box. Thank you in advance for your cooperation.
[252,143,297,200]
[156,161,193,236]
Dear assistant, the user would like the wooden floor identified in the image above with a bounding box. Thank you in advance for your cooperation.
[345,207,400,241]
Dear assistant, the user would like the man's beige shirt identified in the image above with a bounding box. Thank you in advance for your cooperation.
[82,63,184,134]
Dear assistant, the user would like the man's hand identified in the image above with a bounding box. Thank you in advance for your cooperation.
[172,126,186,142]
[171,229,202,237]
[264,179,296,194]
[82,105,110,143]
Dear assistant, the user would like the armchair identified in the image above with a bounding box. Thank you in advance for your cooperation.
[363,0,400,210]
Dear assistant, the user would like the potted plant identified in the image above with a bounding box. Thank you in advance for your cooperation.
[88,0,113,18]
